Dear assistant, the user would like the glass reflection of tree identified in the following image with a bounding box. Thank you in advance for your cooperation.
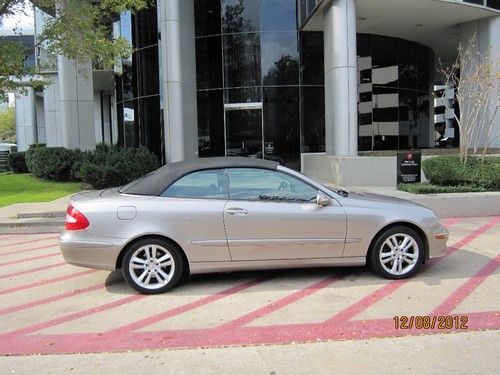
[263,55,300,86]
[222,1,260,87]
[222,1,255,33]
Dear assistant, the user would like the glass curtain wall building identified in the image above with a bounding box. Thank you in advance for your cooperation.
[194,0,319,170]
[115,3,163,162]
[113,0,444,168]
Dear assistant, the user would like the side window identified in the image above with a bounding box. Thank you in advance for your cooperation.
[225,168,317,202]
[161,169,229,199]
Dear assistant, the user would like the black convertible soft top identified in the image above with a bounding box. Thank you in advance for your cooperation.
[119,157,280,196]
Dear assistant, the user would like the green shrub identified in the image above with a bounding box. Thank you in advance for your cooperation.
[7,151,29,173]
[78,144,160,189]
[25,145,82,181]
[398,183,486,194]
[422,155,500,190]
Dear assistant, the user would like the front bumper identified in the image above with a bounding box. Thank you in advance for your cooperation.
[59,230,125,271]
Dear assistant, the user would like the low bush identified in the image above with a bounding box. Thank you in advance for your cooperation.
[78,144,160,189]
[422,155,500,190]
[7,151,29,173]
[398,183,486,194]
[25,145,82,181]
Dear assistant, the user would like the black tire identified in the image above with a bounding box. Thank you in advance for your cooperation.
[122,238,184,294]
[368,226,425,279]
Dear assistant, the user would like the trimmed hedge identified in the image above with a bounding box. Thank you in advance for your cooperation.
[422,155,500,190]
[25,146,81,181]
[7,151,29,173]
[24,143,160,189]
[78,144,160,189]
[398,183,486,194]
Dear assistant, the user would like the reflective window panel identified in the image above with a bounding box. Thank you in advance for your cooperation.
[196,36,223,89]
[263,87,300,169]
[222,0,260,33]
[224,87,262,103]
[135,45,160,98]
[134,4,159,49]
[195,0,222,36]
[197,90,225,157]
[225,108,263,157]
[301,86,325,153]
[300,32,324,85]
[261,31,299,86]
[223,32,261,87]
[261,0,297,31]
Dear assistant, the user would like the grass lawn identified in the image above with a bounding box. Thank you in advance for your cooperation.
[0,173,81,208]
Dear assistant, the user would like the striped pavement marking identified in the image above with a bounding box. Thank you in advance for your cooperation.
[0,216,497,355]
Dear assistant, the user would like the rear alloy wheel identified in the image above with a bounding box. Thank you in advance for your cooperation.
[122,239,183,294]
[369,226,424,279]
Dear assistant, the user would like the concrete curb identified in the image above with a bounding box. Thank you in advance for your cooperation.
[16,211,66,219]
[0,218,64,228]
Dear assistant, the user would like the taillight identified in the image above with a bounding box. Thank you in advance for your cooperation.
[65,204,89,231]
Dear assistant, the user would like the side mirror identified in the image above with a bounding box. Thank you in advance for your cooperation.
[316,192,331,207]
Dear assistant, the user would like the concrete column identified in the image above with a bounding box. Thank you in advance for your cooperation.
[43,74,63,147]
[323,0,358,156]
[159,0,198,163]
[15,87,37,151]
[57,57,95,150]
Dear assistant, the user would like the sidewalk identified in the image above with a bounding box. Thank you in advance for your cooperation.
[0,195,71,228]
[0,187,499,229]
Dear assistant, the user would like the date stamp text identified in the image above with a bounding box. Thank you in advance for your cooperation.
[393,315,469,330]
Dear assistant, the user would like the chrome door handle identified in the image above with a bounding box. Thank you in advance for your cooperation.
[226,207,249,216]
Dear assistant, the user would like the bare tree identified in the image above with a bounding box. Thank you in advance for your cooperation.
[438,35,500,163]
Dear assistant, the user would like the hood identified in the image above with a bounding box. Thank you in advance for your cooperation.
[342,190,430,210]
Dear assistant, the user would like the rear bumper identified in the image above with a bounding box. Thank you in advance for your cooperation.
[59,231,125,271]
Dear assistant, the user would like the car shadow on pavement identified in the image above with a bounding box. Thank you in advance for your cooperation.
[103,248,496,295]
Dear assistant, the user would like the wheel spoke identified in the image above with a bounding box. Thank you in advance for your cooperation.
[136,270,148,283]
[390,236,399,249]
[390,259,398,273]
[397,258,403,274]
[144,271,153,285]
[131,257,146,265]
[382,255,394,264]
[400,237,410,249]
[144,247,151,261]
[384,239,397,251]
[157,254,171,263]
[157,269,170,284]
[159,259,173,268]
[403,256,416,265]
[131,263,145,270]
[404,252,418,259]
[151,246,157,260]
[402,240,415,252]
[380,252,393,259]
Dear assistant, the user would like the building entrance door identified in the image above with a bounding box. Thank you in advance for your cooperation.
[224,102,263,158]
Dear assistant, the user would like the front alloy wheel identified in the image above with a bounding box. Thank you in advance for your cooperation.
[122,239,183,294]
[369,226,424,279]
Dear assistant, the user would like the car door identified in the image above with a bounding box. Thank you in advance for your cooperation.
[154,168,231,262]
[223,168,347,261]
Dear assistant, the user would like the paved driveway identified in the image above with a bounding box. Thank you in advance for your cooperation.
[0,216,498,355]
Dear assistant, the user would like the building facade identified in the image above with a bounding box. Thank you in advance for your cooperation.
[15,0,500,171]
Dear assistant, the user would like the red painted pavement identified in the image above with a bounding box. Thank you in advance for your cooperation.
[0,216,498,355]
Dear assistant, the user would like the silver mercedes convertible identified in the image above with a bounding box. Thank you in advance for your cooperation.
[60,157,448,294]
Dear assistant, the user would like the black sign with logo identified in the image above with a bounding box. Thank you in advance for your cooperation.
[397,151,421,184]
